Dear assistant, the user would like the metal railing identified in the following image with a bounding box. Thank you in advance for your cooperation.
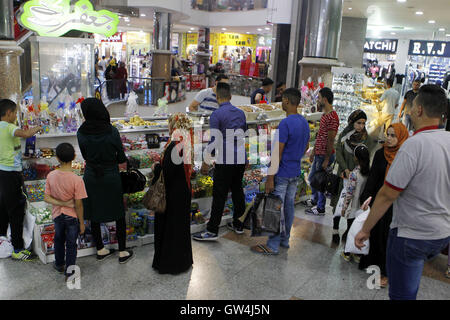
[94,76,166,106]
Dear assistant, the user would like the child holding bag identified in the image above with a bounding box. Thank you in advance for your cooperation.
[334,145,370,263]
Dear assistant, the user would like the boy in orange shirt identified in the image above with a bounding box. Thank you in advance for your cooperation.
[44,143,87,279]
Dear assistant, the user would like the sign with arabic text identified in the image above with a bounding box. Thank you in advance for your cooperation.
[408,40,450,57]
[18,0,119,37]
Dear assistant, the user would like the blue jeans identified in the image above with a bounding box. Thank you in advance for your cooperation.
[386,228,450,300]
[308,154,336,210]
[54,214,79,274]
[266,175,299,253]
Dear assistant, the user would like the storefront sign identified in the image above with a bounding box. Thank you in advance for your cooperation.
[364,39,398,54]
[219,33,255,47]
[101,32,122,42]
[18,0,119,37]
[408,40,450,57]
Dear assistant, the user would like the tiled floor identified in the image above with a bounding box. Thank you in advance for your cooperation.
[1,204,448,300]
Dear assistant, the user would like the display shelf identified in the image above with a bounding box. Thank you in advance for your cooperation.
[32,214,233,264]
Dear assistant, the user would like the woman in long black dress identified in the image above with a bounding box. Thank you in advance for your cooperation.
[152,113,193,274]
[358,123,409,287]
[77,98,134,264]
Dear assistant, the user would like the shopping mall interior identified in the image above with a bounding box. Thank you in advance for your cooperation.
[0,0,449,302]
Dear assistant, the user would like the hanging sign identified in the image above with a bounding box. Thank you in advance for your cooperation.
[219,33,255,47]
[100,32,122,42]
[364,39,398,54]
[18,0,119,37]
[408,40,450,57]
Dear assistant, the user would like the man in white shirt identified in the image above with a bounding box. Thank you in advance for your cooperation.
[355,85,450,300]
[188,74,229,112]
[379,79,400,135]
[98,56,107,82]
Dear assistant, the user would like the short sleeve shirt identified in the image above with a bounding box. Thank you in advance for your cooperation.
[314,111,339,156]
[0,121,22,172]
[45,170,88,219]
[277,114,310,178]
[194,88,218,112]
[385,128,450,240]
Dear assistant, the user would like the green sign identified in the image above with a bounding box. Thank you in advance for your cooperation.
[18,0,119,37]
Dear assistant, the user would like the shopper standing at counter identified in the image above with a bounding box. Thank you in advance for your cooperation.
[355,85,450,300]
[251,88,310,255]
[250,78,274,104]
[77,98,134,264]
[188,74,229,112]
[193,82,247,241]
[398,79,421,131]
[305,88,339,216]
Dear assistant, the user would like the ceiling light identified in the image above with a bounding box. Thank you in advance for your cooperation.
[257,28,262,31]
[397,0,406,2]
[246,32,250,34]
[391,32,396,35]
[348,7,352,10]
[221,28,227,31]
[190,27,195,30]
[429,20,436,24]
[140,14,146,17]
[439,28,445,31]
[265,27,270,30]
[127,23,130,26]
[446,34,450,37]
[415,11,423,15]
[188,31,192,33]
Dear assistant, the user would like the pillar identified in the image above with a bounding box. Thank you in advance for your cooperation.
[153,11,171,51]
[196,27,211,76]
[0,0,24,100]
[338,17,368,68]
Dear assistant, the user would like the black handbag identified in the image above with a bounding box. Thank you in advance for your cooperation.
[250,193,283,237]
[325,167,340,196]
[120,160,147,194]
[310,170,327,193]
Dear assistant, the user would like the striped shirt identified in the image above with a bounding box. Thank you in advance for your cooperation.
[315,110,339,155]
[194,88,218,112]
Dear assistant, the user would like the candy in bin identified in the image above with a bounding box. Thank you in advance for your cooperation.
[23,162,37,181]
[25,182,45,202]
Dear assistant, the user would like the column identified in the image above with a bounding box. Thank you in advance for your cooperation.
[0,0,24,100]
[196,27,211,76]
[338,17,368,68]
[153,11,172,51]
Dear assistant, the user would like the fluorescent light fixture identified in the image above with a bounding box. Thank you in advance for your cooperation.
[257,28,262,31]
[446,34,450,37]
[415,11,423,15]
[140,14,146,17]
[348,7,352,10]
[188,31,192,33]
[221,28,227,31]
[397,0,406,2]
[190,27,195,30]
[264,27,270,30]
[246,32,250,34]
[428,20,435,24]
[439,28,445,31]
[391,32,396,35]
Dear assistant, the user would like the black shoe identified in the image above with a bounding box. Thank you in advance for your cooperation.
[53,262,65,274]
[332,232,340,245]
[96,248,116,261]
[119,250,135,264]
[301,199,317,207]
[227,222,244,235]
[342,231,348,242]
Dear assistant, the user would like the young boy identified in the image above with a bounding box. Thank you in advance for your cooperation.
[0,99,41,261]
[44,143,87,278]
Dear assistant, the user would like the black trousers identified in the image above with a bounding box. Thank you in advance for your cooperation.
[0,170,27,251]
[91,217,126,252]
[207,164,246,235]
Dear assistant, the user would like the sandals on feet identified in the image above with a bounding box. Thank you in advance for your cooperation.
[251,244,278,255]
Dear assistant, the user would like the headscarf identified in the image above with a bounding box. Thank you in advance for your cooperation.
[384,123,409,179]
[166,113,194,189]
[340,109,368,153]
[78,98,112,135]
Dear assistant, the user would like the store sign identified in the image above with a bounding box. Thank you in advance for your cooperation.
[100,32,122,42]
[408,40,450,57]
[219,33,255,47]
[18,0,119,37]
[186,33,198,45]
[364,39,398,54]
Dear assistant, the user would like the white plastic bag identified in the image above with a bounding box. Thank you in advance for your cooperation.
[0,237,13,258]
[333,179,349,218]
[7,210,36,250]
[344,208,370,255]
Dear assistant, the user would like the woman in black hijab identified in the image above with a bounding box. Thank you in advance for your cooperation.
[330,110,376,244]
[77,98,134,264]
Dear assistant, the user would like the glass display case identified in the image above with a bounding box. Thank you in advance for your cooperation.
[30,36,95,110]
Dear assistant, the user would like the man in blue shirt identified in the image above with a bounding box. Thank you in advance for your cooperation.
[193,82,248,241]
[251,88,310,254]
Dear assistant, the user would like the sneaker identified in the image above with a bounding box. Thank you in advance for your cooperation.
[301,199,317,207]
[305,206,325,216]
[119,250,135,264]
[96,248,116,261]
[341,251,352,262]
[446,266,450,279]
[352,254,361,264]
[53,262,65,274]
[192,231,218,241]
[11,249,35,261]
[227,222,244,235]
[332,230,340,244]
